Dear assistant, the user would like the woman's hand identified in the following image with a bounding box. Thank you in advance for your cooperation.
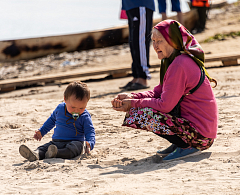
[114,93,133,100]
[111,99,123,108]
[112,99,132,112]
[111,93,133,108]
[33,130,42,141]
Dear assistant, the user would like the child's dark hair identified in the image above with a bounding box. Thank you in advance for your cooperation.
[64,81,90,101]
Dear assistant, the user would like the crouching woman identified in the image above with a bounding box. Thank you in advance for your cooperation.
[111,20,218,162]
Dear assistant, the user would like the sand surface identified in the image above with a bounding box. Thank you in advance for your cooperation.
[0,3,240,195]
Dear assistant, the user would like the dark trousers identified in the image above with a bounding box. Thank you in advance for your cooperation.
[126,7,153,80]
[156,134,190,148]
[192,6,208,31]
[36,139,84,160]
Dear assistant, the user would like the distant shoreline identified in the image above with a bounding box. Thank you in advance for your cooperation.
[0,0,191,41]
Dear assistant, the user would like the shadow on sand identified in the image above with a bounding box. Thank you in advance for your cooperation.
[88,152,213,175]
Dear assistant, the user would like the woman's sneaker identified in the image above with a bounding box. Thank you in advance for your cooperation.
[45,145,58,159]
[156,144,177,157]
[19,145,39,162]
[163,147,201,162]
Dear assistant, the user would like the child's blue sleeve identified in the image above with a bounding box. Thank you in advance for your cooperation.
[82,114,95,150]
[39,107,57,137]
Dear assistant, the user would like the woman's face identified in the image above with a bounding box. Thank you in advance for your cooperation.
[152,28,175,60]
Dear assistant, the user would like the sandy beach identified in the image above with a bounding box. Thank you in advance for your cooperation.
[0,2,240,195]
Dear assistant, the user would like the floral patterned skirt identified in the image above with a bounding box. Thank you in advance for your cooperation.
[122,107,214,151]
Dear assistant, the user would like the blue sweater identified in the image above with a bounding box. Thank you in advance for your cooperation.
[39,102,95,150]
[122,0,155,11]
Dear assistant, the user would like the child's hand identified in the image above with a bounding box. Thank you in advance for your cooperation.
[85,141,91,154]
[33,130,42,141]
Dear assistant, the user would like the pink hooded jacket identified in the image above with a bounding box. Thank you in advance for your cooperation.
[131,54,218,138]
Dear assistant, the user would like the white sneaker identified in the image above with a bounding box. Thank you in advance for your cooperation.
[81,141,86,155]
[45,145,58,159]
[19,145,39,162]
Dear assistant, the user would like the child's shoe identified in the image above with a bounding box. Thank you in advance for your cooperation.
[162,147,201,162]
[156,144,177,157]
[19,145,39,162]
[45,145,58,159]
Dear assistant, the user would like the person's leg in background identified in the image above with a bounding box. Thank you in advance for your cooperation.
[171,0,183,25]
[158,0,183,25]
[197,6,207,31]
[161,12,167,20]
[176,12,183,25]
[145,7,153,73]
[121,8,138,89]
[130,7,153,90]
[121,7,152,90]
[191,3,208,34]
[119,8,139,89]
[158,0,167,21]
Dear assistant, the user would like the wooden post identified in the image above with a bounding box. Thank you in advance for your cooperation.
[222,59,238,66]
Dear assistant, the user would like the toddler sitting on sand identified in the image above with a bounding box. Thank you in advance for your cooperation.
[19,81,95,161]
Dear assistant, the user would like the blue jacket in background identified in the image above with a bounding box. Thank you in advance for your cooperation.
[122,0,155,11]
